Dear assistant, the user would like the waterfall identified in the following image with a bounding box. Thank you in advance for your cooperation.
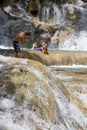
[0,9,12,48]
[0,0,87,50]
[0,55,87,130]
[51,30,87,50]
[0,1,87,129]
[52,4,64,25]
[41,6,50,23]
[50,2,87,50]
[59,31,87,50]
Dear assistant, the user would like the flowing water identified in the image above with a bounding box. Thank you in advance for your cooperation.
[0,1,87,130]
[0,0,87,50]
[49,2,87,50]
[48,65,87,130]
[0,55,87,130]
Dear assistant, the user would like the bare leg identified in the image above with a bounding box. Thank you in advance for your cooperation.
[15,52,20,58]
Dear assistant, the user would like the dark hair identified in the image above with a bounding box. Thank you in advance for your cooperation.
[25,32,31,36]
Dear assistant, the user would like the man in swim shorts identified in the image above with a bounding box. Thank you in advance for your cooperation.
[13,32,31,57]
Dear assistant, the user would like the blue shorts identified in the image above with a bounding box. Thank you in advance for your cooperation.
[13,41,20,52]
[34,48,41,51]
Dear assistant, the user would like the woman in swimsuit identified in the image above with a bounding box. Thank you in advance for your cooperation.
[32,41,48,55]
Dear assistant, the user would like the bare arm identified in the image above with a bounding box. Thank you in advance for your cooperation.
[15,34,25,45]
[21,37,29,45]
[21,37,26,45]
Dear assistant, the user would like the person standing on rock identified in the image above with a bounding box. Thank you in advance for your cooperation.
[13,32,31,58]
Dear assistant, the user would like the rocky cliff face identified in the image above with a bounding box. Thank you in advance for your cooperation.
[0,0,87,50]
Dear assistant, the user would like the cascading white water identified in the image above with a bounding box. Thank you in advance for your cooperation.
[0,55,87,130]
[41,6,50,23]
[50,2,87,50]
[0,0,87,50]
[59,31,87,50]
[0,9,13,48]
[1,1,87,129]
[52,3,64,25]
[51,30,87,50]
